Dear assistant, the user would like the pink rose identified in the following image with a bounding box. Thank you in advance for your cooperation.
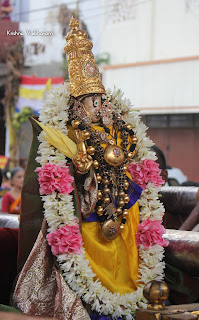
[128,159,164,190]
[47,224,83,256]
[35,163,74,195]
[136,218,169,248]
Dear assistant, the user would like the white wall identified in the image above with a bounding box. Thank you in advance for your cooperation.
[100,0,152,64]
[100,0,199,64]
[153,0,199,60]
[103,58,199,114]
[100,0,199,114]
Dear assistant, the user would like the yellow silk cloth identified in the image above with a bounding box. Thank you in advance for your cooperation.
[82,202,140,294]
[81,123,140,294]
[34,120,140,293]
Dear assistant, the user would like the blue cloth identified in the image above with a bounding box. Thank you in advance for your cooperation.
[127,178,143,209]
[83,179,142,222]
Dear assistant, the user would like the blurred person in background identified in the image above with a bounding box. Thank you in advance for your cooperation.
[0,169,11,197]
[0,0,13,20]
[179,189,199,232]
[150,145,168,185]
[0,169,2,189]
[151,145,199,232]
[1,167,24,214]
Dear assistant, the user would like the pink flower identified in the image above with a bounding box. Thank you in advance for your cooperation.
[35,163,74,195]
[136,218,169,248]
[128,159,164,190]
[46,224,83,256]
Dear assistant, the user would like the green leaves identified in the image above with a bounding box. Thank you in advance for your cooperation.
[13,106,34,131]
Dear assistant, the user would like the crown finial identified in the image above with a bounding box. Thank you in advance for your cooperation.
[69,16,79,30]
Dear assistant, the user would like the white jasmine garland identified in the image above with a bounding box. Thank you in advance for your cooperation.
[36,82,166,319]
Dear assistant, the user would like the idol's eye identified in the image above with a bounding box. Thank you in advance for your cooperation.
[93,99,98,107]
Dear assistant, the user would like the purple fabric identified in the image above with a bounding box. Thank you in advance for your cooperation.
[83,302,122,320]
[83,179,142,222]
[127,178,143,209]
[90,314,116,320]
[83,211,99,222]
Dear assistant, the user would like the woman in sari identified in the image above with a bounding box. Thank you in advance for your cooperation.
[1,167,24,214]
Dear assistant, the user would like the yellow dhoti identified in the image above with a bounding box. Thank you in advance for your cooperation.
[82,201,140,294]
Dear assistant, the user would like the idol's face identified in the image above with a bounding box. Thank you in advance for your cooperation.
[82,95,102,123]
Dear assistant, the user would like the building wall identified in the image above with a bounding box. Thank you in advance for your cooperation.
[100,0,199,114]
[100,0,199,63]
[101,1,152,64]
[100,0,199,182]
[148,126,199,182]
[102,56,199,114]
[153,0,199,60]
[18,0,101,69]
[19,0,65,68]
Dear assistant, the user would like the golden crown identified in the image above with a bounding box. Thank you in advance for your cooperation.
[64,16,106,98]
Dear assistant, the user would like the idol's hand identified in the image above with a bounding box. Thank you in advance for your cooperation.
[72,129,93,174]
[73,152,93,174]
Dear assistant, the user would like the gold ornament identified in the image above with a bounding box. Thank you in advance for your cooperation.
[120,224,125,230]
[82,130,90,140]
[104,145,124,167]
[78,163,84,170]
[103,196,110,204]
[97,190,102,199]
[123,164,128,171]
[124,195,130,203]
[71,120,80,129]
[123,209,128,217]
[124,180,129,190]
[64,16,105,98]
[143,280,169,311]
[103,178,109,185]
[127,152,134,160]
[118,200,125,207]
[96,174,102,183]
[103,187,110,194]
[104,203,117,219]
[101,219,120,240]
[100,100,113,127]
[118,190,125,198]
[93,160,99,169]
[132,136,138,144]
[116,207,122,215]
[97,206,104,215]
[87,146,95,155]
[126,124,132,130]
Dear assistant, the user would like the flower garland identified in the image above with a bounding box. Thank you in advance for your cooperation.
[36,82,168,320]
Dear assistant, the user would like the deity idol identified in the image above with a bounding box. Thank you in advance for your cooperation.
[13,16,167,320]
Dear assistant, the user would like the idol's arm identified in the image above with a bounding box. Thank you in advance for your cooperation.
[72,128,93,174]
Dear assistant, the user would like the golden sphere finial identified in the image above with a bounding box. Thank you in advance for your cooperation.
[69,16,79,30]
[143,280,169,311]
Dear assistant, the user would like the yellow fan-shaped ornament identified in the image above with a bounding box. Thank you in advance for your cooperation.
[33,119,77,159]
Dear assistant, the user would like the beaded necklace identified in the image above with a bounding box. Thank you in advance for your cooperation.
[68,105,138,240]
